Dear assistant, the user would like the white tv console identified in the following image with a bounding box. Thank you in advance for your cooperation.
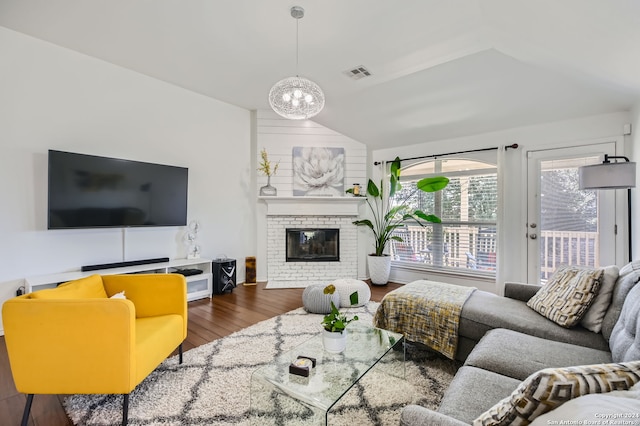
[25,258,213,302]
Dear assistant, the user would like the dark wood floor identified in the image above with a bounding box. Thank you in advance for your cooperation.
[0,281,401,426]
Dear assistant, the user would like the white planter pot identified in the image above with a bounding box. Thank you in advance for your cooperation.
[322,329,347,353]
[368,254,391,285]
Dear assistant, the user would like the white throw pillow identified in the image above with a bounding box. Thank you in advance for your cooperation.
[530,382,640,425]
[581,265,619,333]
[110,291,126,299]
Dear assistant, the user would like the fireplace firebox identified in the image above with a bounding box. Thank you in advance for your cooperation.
[286,228,339,262]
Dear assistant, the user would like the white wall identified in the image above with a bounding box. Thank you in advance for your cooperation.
[630,106,640,259]
[254,110,368,281]
[373,111,632,292]
[0,27,252,334]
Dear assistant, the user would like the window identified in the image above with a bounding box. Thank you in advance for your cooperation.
[389,157,498,275]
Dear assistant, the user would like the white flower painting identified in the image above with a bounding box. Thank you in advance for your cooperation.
[292,147,345,196]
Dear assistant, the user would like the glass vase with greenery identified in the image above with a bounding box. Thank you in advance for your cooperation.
[258,148,279,196]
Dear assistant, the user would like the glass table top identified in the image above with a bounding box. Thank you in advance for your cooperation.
[251,324,404,413]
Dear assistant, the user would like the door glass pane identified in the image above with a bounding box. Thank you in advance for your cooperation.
[539,157,600,282]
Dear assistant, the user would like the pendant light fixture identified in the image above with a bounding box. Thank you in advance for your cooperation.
[269,6,325,120]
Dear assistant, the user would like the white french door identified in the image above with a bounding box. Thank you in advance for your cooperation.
[526,143,617,284]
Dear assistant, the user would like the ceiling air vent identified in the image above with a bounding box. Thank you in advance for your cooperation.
[344,65,372,80]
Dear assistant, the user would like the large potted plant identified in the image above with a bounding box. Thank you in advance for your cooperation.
[348,157,448,285]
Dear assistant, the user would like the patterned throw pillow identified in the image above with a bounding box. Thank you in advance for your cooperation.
[527,266,603,327]
[474,361,640,426]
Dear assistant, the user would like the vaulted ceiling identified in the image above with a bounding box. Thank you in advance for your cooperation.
[1,0,639,149]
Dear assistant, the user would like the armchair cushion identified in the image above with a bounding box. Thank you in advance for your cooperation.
[527,266,602,328]
[29,274,108,299]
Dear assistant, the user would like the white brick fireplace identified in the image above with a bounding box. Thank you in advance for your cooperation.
[262,197,363,288]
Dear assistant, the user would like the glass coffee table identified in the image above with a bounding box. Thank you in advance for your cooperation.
[250,324,404,425]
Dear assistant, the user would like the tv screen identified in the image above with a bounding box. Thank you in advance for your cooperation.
[48,150,188,229]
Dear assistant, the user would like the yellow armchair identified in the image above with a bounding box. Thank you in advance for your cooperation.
[2,273,187,426]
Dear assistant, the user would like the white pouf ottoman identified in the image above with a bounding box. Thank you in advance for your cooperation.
[302,284,341,314]
[332,279,371,307]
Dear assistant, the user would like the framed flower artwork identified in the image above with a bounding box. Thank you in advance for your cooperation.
[292,147,345,196]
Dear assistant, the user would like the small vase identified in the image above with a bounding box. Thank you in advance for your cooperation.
[322,329,347,353]
[260,175,277,196]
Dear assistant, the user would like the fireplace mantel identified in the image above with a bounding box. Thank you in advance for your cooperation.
[259,196,365,216]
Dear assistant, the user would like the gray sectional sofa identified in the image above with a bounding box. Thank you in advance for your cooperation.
[400,261,640,425]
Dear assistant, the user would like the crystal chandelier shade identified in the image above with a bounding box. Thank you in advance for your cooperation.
[269,76,325,120]
[269,6,325,120]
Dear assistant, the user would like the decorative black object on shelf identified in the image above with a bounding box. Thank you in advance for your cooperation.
[212,258,236,295]
[171,268,203,277]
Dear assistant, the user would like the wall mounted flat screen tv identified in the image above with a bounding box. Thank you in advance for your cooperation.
[48,150,188,229]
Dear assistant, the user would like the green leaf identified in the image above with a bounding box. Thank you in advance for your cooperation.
[367,179,380,198]
[413,210,442,223]
[390,235,403,242]
[352,219,374,230]
[389,174,397,198]
[345,188,354,194]
[423,214,442,223]
[389,157,402,198]
[349,291,359,306]
[416,176,449,192]
[390,157,401,177]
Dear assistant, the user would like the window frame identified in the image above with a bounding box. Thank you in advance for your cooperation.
[389,156,499,278]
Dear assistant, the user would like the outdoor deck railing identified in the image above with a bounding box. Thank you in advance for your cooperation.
[390,225,598,278]
[539,230,599,280]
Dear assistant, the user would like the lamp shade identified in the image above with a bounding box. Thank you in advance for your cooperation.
[579,161,636,190]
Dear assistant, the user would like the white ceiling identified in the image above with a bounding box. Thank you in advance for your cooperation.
[1,0,639,149]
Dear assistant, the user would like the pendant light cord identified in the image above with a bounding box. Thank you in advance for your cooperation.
[295,17,299,77]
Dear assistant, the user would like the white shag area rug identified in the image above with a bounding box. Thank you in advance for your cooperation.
[64,302,458,425]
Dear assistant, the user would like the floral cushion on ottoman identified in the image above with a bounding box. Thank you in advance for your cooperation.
[332,279,371,307]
